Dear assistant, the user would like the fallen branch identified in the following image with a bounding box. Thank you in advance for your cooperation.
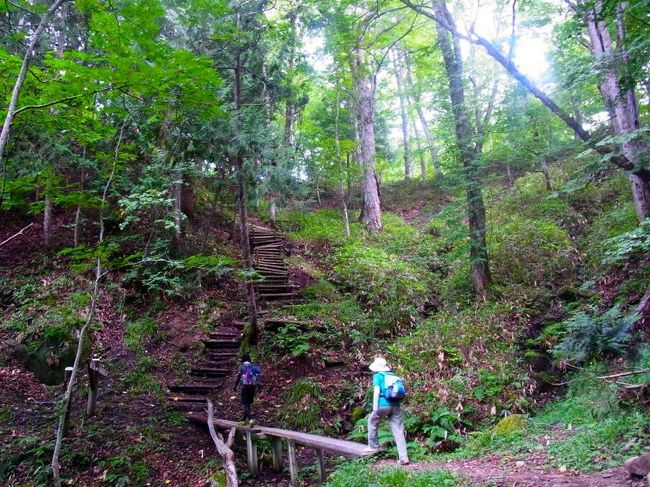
[206,399,238,487]
[597,369,649,380]
[0,223,34,248]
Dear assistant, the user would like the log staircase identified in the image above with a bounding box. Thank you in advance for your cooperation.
[166,224,296,413]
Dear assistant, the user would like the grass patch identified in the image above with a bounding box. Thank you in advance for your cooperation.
[325,460,461,487]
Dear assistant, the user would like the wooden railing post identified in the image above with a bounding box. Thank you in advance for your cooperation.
[271,437,283,472]
[245,431,258,477]
[287,439,299,486]
[316,448,326,484]
[62,366,74,436]
[87,358,108,417]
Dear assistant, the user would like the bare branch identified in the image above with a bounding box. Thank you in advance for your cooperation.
[0,223,34,248]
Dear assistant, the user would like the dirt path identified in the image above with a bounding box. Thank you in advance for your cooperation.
[379,454,647,486]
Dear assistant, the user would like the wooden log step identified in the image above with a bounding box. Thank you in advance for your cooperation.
[203,339,241,349]
[252,238,277,243]
[255,257,286,268]
[168,382,222,394]
[205,353,239,362]
[259,293,297,300]
[253,245,282,251]
[168,401,206,412]
[208,332,242,339]
[255,262,285,269]
[255,265,287,272]
[255,269,288,277]
[190,367,230,377]
[167,393,207,403]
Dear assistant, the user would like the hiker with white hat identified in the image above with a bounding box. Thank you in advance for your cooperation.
[366,356,409,465]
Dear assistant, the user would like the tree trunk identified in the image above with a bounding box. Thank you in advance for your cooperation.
[353,46,382,233]
[44,193,52,247]
[540,158,552,191]
[269,199,277,227]
[0,0,69,205]
[435,0,490,299]
[335,81,351,238]
[410,111,426,178]
[73,203,81,247]
[393,50,412,180]
[173,177,182,249]
[404,52,442,177]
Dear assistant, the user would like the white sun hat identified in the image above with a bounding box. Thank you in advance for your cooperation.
[369,357,391,372]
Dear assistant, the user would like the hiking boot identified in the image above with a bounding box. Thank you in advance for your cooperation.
[363,446,380,453]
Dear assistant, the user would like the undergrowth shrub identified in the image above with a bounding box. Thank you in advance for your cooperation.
[552,305,639,363]
[332,243,430,332]
[488,218,578,287]
[278,379,323,432]
[488,174,579,289]
[387,304,532,423]
[326,462,460,487]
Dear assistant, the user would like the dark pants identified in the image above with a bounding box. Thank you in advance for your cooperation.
[241,385,256,420]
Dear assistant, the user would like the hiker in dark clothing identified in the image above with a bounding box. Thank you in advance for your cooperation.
[233,354,261,422]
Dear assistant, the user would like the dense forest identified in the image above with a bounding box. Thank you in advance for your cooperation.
[1,0,649,485]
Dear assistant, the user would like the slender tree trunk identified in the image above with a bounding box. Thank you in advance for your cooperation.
[410,111,426,178]
[404,54,442,177]
[0,0,69,204]
[540,158,552,191]
[435,0,490,299]
[506,164,513,186]
[393,50,412,180]
[44,192,52,247]
[173,177,182,249]
[73,203,81,247]
[335,79,351,238]
[269,199,277,226]
[234,10,258,347]
[353,46,381,232]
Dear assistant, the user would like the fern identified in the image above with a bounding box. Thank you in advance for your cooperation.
[553,305,639,363]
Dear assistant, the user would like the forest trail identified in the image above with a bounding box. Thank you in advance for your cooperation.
[165,225,296,414]
[380,455,647,486]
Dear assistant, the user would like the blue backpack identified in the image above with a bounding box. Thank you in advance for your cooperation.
[242,363,261,386]
[382,373,406,402]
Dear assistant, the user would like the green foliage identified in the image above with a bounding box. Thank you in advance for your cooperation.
[553,305,639,363]
[102,455,150,486]
[534,367,650,470]
[488,174,579,288]
[492,414,527,436]
[601,218,650,265]
[325,461,460,487]
[125,317,159,352]
[271,323,311,357]
[422,407,466,446]
[333,242,429,331]
[278,379,323,432]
